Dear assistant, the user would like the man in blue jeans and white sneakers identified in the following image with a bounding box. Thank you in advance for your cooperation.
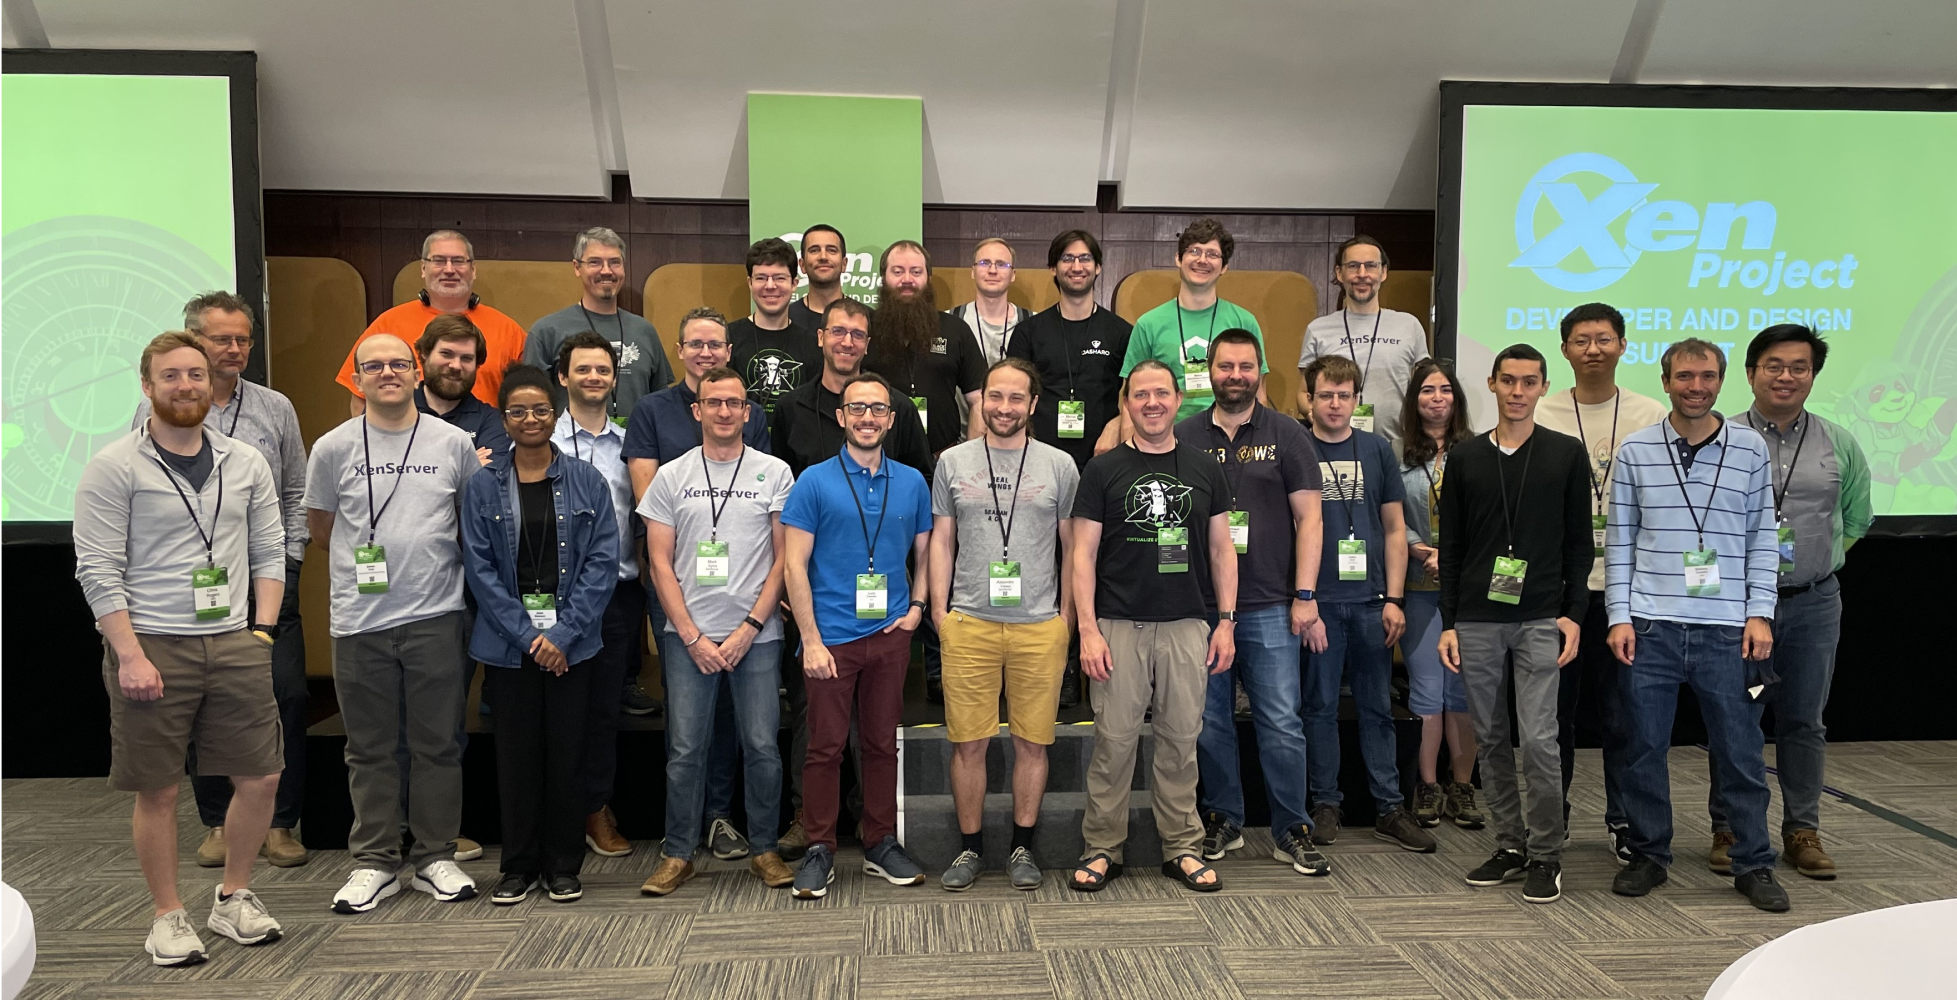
[1606,338,1790,912]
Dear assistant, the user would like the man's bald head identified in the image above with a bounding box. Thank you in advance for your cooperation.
[356,333,414,363]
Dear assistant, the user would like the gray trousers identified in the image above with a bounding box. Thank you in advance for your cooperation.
[334,610,469,869]
[1082,618,1210,863]
[1455,619,1565,862]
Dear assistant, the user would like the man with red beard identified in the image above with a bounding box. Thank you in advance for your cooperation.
[75,331,289,966]
[416,315,510,467]
[865,241,988,459]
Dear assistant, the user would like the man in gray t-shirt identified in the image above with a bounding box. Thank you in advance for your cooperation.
[1295,237,1430,454]
[926,358,1080,889]
[523,229,673,418]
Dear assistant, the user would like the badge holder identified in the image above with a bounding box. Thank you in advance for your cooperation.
[856,573,890,618]
[1591,514,1608,558]
[1337,537,1367,581]
[1488,555,1527,605]
[988,560,1023,607]
[1776,522,1796,574]
[522,592,558,630]
[1182,361,1211,399]
[911,396,929,433]
[696,540,730,586]
[355,544,390,594]
[1157,527,1190,573]
[1683,548,1722,597]
[192,565,231,621]
[1057,399,1086,439]
[1351,402,1375,434]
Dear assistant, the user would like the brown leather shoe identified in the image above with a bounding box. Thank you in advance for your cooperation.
[640,856,695,896]
[586,805,634,857]
[778,809,809,861]
[1784,828,1837,880]
[750,851,795,888]
[196,827,226,868]
[1709,830,1736,874]
[260,827,309,867]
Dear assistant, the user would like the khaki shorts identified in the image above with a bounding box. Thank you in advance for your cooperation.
[103,630,283,792]
[939,611,1069,745]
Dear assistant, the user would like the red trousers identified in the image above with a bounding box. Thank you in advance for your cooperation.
[801,626,911,850]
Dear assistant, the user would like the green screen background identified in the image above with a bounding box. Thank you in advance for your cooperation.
[1458,104,1957,516]
[1,73,236,521]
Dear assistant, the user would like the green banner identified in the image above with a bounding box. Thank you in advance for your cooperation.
[747,93,921,309]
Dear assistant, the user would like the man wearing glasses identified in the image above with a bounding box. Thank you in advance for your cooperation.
[1120,218,1267,429]
[947,238,1029,369]
[772,298,931,478]
[336,230,528,415]
[1297,236,1428,453]
[729,237,821,417]
[524,227,674,418]
[1007,230,1132,471]
[413,315,510,467]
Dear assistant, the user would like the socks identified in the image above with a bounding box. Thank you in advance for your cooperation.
[962,831,984,856]
[1011,823,1036,852]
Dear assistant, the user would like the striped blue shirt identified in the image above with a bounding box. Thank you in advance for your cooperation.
[1606,417,1777,627]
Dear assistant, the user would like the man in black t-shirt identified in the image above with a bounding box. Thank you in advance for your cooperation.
[786,224,848,334]
[730,238,821,416]
[771,298,930,478]
[864,240,987,458]
[1007,230,1132,470]
[1068,361,1238,894]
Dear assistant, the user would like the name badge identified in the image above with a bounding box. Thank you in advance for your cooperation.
[1488,555,1527,605]
[912,396,929,433]
[192,565,230,621]
[988,561,1022,606]
[1057,399,1086,439]
[1157,526,1190,573]
[1776,522,1796,573]
[354,544,390,594]
[1591,514,1608,557]
[856,573,889,618]
[1683,548,1721,597]
[696,540,730,586]
[1228,510,1249,553]
[1350,402,1376,434]
[1182,361,1212,396]
[1337,538,1367,580]
[522,592,557,630]
[1429,511,1441,549]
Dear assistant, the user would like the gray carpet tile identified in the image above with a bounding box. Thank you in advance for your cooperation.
[858,953,1056,1000]
[465,967,675,999]
[1193,893,1383,947]
[98,920,332,985]
[1345,893,1555,941]
[664,954,856,1000]
[275,970,480,1000]
[1026,899,1215,950]
[1398,939,1626,999]
[1044,945,1247,1000]
[493,913,692,969]
[1220,945,1441,1000]
[1570,937,1763,995]
[293,922,520,974]
[677,910,866,963]
[864,900,1035,955]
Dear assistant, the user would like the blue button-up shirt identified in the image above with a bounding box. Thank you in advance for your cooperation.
[552,413,637,581]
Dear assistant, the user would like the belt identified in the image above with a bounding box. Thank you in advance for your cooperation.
[1777,573,1833,600]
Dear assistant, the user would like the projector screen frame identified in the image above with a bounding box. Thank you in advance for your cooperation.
[1435,81,1957,538]
[1,48,262,544]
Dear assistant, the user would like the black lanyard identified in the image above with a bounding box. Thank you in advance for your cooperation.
[1128,440,1185,523]
[1570,390,1621,515]
[1490,432,1537,557]
[578,304,626,418]
[701,446,748,542]
[222,381,246,438]
[360,415,422,547]
[1060,307,1094,400]
[837,453,893,573]
[152,441,223,568]
[1175,301,1219,364]
[1744,411,1808,521]
[1664,421,1730,551]
[1214,416,1251,512]
[982,440,1029,559]
[1420,448,1446,528]
[1340,309,1382,399]
[1323,433,1361,538]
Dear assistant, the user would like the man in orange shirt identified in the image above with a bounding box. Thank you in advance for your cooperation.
[336,230,526,415]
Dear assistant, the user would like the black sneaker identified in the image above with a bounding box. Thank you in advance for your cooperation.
[622,682,662,717]
[1607,822,1634,867]
[1273,825,1331,876]
[1309,804,1342,846]
[546,875,582,902]
[1200,812,1244,861]
[1522,860,1562,903]
[1373,807,1439,853]
[1734,869,1791,912]
[925,673,944,705]
[1612,854,1669,897]
[1465,849,1527,886]
[490,873,537,905]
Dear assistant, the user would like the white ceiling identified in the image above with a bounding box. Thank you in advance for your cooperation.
[11,0,1955,208]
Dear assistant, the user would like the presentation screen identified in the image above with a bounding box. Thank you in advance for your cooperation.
[1,50,261,528]
[1437,83,1957,532]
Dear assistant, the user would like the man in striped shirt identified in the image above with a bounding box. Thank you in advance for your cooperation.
[1604,338,1788,912]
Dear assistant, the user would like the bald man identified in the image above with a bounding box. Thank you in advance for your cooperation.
[305,333,487,912]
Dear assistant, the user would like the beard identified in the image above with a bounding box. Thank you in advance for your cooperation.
[152,391,211,428]
[425,367,477,401]
[868,284,939,364]
[1215,379,1257,412]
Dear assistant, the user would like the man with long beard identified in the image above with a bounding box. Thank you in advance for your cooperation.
[865,240,988,459]
[415,315,508,467]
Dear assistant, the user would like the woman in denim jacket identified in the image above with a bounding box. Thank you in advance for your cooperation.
[461,365,619,905]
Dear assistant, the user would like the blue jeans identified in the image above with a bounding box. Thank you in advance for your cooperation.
[1197,605,1311,834]
[1618,617,1774,874]
[1709,576,1843,836]
[1303,599,1402,812]
[660,637,784,859]
[650,603,740,821]
[1402,590,1466,716]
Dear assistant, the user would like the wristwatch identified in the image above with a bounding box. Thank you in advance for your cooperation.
[909,599,928,611]
[1382,595,1406,608]
[1217,611,1237,622]
[742,615,766,633]
[1294,589,1315,602]
[251,623,280,643]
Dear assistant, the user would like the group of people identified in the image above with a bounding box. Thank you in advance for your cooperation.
[77,218,1867,969]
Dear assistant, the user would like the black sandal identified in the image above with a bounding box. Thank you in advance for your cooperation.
[1161,854,1222,892]
[1069,853,1123,892]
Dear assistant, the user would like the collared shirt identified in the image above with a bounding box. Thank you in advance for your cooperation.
[416,386,511,457]
[553,413,638,580]
[780,448,932,647]
[1743,407,1876,588]
[621,380,772,465]
[133,379,309,560]
[769,377,933,479]
[1175,404,1322,610]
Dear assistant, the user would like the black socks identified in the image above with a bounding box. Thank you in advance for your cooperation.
[1011,823,1036,852]
[962,831,985,856]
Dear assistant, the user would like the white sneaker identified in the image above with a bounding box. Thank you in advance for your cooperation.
[207,886,282,945]
[411,859,478,902]
[331,867,401,914]
[145,908,208,966]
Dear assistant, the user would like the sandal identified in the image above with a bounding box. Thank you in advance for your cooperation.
[1161,854,1222,892]
[1069,853,1123,892]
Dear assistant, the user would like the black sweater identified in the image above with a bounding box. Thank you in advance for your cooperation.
[1437,427,1594,629]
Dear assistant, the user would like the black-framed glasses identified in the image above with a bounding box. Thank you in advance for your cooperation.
[1757,362,1813,379]
[503,404,554,421]
[824,327,870,343]
[1056,253,1097,266]
[680,339,730,353]
[843,401,892,417]
[698,397,749,411]
[576,256,625,269]
[357,360,415,375]
[1182,248,1223,262]
[424,256,473,268]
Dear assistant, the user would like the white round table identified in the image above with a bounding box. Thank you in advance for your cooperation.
[1,882,35,1000]
[1705,897,1957,999]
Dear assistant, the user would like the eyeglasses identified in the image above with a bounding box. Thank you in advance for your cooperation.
[1757,363,1813,378]
[204,336,253,349]
[974,259,1013,272]
[1338,261,1384,274]
[680,339,730,353]
[1182,248,1224,262]
[843,401,892,417]
[424,256,473,269]
[751,273,795,286]
[824,327,870,342]
[576,256,625,270]
[698,397,749,411]
[1567,335,1618,350]
[503,405,554,421]
[357,360,416,375]
[1056,253,1097,266]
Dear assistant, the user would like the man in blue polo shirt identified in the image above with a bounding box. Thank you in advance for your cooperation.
[781,372,933,899]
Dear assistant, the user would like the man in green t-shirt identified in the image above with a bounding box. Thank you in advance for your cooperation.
[1119,218,1268,427]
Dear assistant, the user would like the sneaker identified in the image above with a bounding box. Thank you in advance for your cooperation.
[1522,860,1562,903]
[1709,830,1736,874]
[1007,846,1044,890]
[941,849,983,892]
[1612,854,1669,897]
[1444,781,1486,829]
[1200,812,1244,861]
[1412,783,1443,828]
[1735,868,1791,912]
[547,875,582,902]
[1607,822,1634,867]
[778,810,810,861]
[196,827,227,868]
[145,908,208,966]
[411,859,478,902]
[708,817,750,860]
[793,844,835,899]
[1784,829,1837,880]
[1374,807,1439,853]
[925,673,944,705]
[639,856,695,896]
[207,886,281,945]
[260,828,309,867]
[1273,825,1332,876]
[586,805,634,857]
[863,835,926,886]
[622,681,663,716]
[453,836,484,863]
[1058,664,1081,709]
[490,873,537,904]
[1465,849,1528,887]
[1309,804,1342,846]
[331,867,400,914]
[1233,683,1253,719]
[750,851,796,888]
